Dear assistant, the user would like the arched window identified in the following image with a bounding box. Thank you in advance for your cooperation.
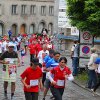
[11,24,17,36]
[48,23,53,35]
[0,23,4,36]
[20,24,26,34]
[38,21,45,33]
[30,24,35,34]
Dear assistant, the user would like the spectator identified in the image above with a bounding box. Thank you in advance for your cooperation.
[87,47,98,89]
[71,40,79,76]
[92,57,100,92]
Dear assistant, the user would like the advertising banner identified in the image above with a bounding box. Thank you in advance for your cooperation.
[2,58,18,82]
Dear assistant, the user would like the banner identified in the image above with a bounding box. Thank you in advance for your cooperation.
[2,58,18,82]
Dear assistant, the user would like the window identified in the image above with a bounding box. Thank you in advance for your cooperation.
[30,5,36,15]
[49,6,54,16]
[12,5,17,15]
[21,5,27,15]
[0,4,2,15]
[41,6,46,16]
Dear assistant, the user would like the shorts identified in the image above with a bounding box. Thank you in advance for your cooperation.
[44,79,51,89]
[24,92,38,100]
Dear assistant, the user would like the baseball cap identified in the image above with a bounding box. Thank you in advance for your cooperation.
[31,58,39,65]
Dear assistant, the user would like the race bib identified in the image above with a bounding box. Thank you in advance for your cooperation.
[30,80,38,86]
[57,80,64,86]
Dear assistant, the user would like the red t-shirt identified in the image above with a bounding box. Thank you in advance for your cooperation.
[20,66,42,92]
[51,66,71,88]
[35,43,42,56]
[29,37,36,44]
[28,44,36,54]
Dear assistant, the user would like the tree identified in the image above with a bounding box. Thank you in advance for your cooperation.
[66,0,100,36]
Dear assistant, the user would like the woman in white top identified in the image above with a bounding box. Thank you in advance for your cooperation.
[87,47,98,89]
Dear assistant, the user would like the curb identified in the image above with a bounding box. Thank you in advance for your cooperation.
[72,80,100,96]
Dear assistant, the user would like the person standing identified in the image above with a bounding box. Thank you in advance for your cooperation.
[0,43,20,100]
[71,40,79,76]
[47,57,74,100]
[87,47,98,89]
[20,58,43,100]
[92,57,100,92]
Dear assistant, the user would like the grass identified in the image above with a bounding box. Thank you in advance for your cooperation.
[75,71,88,85]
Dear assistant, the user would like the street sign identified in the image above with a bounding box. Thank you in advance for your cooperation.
[79,58,89,68]
[82,46,90,54]
[80,31,93,44]
[80,45,91,57]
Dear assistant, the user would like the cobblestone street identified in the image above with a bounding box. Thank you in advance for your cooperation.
[0,52,100,100]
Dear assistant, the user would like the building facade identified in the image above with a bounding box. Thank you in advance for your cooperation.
[0,0,56,36]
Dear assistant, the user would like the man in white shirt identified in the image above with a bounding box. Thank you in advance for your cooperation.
[37,44,49,66]
[71,40,79,76]
[37,44,49,85]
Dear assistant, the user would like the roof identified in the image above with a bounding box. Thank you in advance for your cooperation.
[57,34,100,43]
[57,34,79,41]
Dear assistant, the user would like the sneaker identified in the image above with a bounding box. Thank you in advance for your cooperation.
[11,96,14,100]
[42,98,45,100]
[50,96,55,100]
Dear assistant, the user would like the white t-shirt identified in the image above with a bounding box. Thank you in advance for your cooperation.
[37,50,49,64]
[2,41,8,51]
[0,42,3,53]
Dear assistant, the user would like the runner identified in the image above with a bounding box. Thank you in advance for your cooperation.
[37,44,49,85]
[0,42,20,100]
[42,51,60,100]
[47,57,74,100]
[20,58,43,100]
[28,41,36,62]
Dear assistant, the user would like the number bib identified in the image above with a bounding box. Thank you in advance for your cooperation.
[30,80,38,86]
[57,80,64,86]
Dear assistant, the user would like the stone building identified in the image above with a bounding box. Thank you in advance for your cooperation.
[0,0,57,36]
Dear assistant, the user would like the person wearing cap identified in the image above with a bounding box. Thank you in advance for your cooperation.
[20,58,43,100]
[0,42,20,100]
[87,47,98,89]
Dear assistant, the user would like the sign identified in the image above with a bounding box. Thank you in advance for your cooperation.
[80,31,93,44]
[71,27,79,36]
[80,45,91,57]
[58,12,68,28]
[82,46,90,54]
[2,58,18,82]
[79,58,89,68]
[59,0,66,9]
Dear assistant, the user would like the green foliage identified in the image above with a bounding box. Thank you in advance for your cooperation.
[75,71,88,85]
[66,0,100,36]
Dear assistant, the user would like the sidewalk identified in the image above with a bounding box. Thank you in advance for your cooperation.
[73,77,100,96]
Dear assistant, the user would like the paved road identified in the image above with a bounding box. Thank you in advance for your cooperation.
[0,52,100,100]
